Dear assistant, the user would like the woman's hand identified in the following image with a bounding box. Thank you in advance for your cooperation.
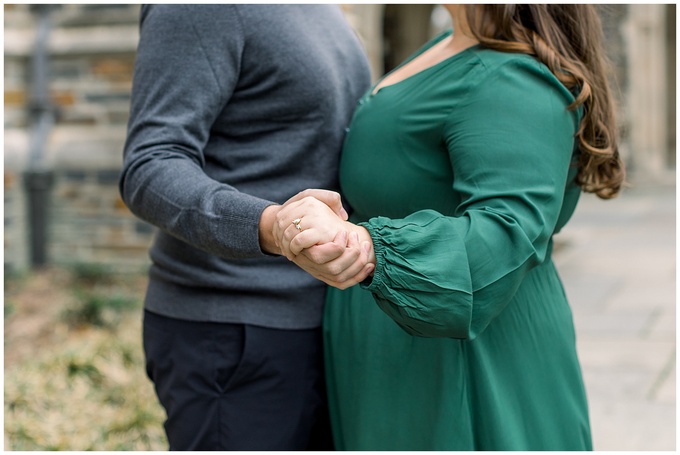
[294,230,375,289]
[272,190,377,288]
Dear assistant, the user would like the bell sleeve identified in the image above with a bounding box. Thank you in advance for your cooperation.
[359,58,580,339]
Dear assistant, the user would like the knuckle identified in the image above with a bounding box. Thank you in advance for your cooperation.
[347,247,361,261]
[308,251,323,263]
[327,263,344,276]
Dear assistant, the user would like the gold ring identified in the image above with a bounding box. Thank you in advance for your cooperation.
[292,218,302,231]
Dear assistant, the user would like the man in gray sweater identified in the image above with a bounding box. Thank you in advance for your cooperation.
[120,5,371,450]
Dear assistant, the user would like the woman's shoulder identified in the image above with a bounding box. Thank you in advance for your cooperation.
[466,46,574,102]
[468,46,547,75]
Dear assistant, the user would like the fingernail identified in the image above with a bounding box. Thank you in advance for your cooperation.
[362,241,371,254]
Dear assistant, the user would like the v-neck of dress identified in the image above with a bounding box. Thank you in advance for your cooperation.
[370,31,480,97]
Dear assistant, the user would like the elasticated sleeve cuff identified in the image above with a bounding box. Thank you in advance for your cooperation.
[358,210,473,338]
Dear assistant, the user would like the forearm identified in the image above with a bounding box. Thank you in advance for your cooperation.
[120,156,273,258]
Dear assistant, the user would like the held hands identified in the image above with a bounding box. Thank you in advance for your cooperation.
[272,190,376,289]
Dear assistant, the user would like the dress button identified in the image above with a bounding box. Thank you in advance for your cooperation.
[345,128,350,133]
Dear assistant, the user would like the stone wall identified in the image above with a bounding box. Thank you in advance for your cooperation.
[4,4,150,272]
[4,172,30,272]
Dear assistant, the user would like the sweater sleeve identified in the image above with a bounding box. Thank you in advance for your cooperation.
[360,58,579,339]
[119,5,273,259]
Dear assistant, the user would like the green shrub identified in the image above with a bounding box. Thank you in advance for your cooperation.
[68,262,116,286]
[62,290,139,328]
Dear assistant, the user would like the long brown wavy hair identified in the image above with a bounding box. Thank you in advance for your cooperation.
[464,4,625,199]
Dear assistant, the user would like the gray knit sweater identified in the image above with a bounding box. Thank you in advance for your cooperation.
[120,5,371,329]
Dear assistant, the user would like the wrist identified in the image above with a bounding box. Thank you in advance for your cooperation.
[259,204,282,255]
[350,223,376,265]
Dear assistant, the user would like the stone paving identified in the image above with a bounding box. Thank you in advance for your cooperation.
[553,175,676,451]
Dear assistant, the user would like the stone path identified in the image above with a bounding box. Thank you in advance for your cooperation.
[553,176,676,451]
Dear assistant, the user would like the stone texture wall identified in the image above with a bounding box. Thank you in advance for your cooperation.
[4,172,30,272]
[48,168,154,268]
[4,4,150,272]
[621,4,675,175]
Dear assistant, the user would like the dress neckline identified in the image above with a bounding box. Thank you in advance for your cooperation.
[370,31,481,97]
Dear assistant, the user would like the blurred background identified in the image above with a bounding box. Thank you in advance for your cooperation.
[4,4,676,451]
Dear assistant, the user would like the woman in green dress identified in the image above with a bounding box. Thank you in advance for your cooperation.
[272,4,624,451]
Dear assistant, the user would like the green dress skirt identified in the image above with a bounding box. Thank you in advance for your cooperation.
[323,31,592,451]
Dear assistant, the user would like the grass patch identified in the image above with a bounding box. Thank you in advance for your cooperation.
[62,290,139,328]
[4,266,168,450]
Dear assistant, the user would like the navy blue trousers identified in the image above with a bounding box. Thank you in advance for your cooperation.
[143,310,334,451]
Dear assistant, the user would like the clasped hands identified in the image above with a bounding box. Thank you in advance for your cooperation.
[268,189,376,289]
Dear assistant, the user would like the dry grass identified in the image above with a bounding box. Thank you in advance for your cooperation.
[4,266,168,450]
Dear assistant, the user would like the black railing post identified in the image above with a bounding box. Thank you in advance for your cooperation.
[23,5,58,268]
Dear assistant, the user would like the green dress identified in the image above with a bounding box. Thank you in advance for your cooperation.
[323,31,592,451]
